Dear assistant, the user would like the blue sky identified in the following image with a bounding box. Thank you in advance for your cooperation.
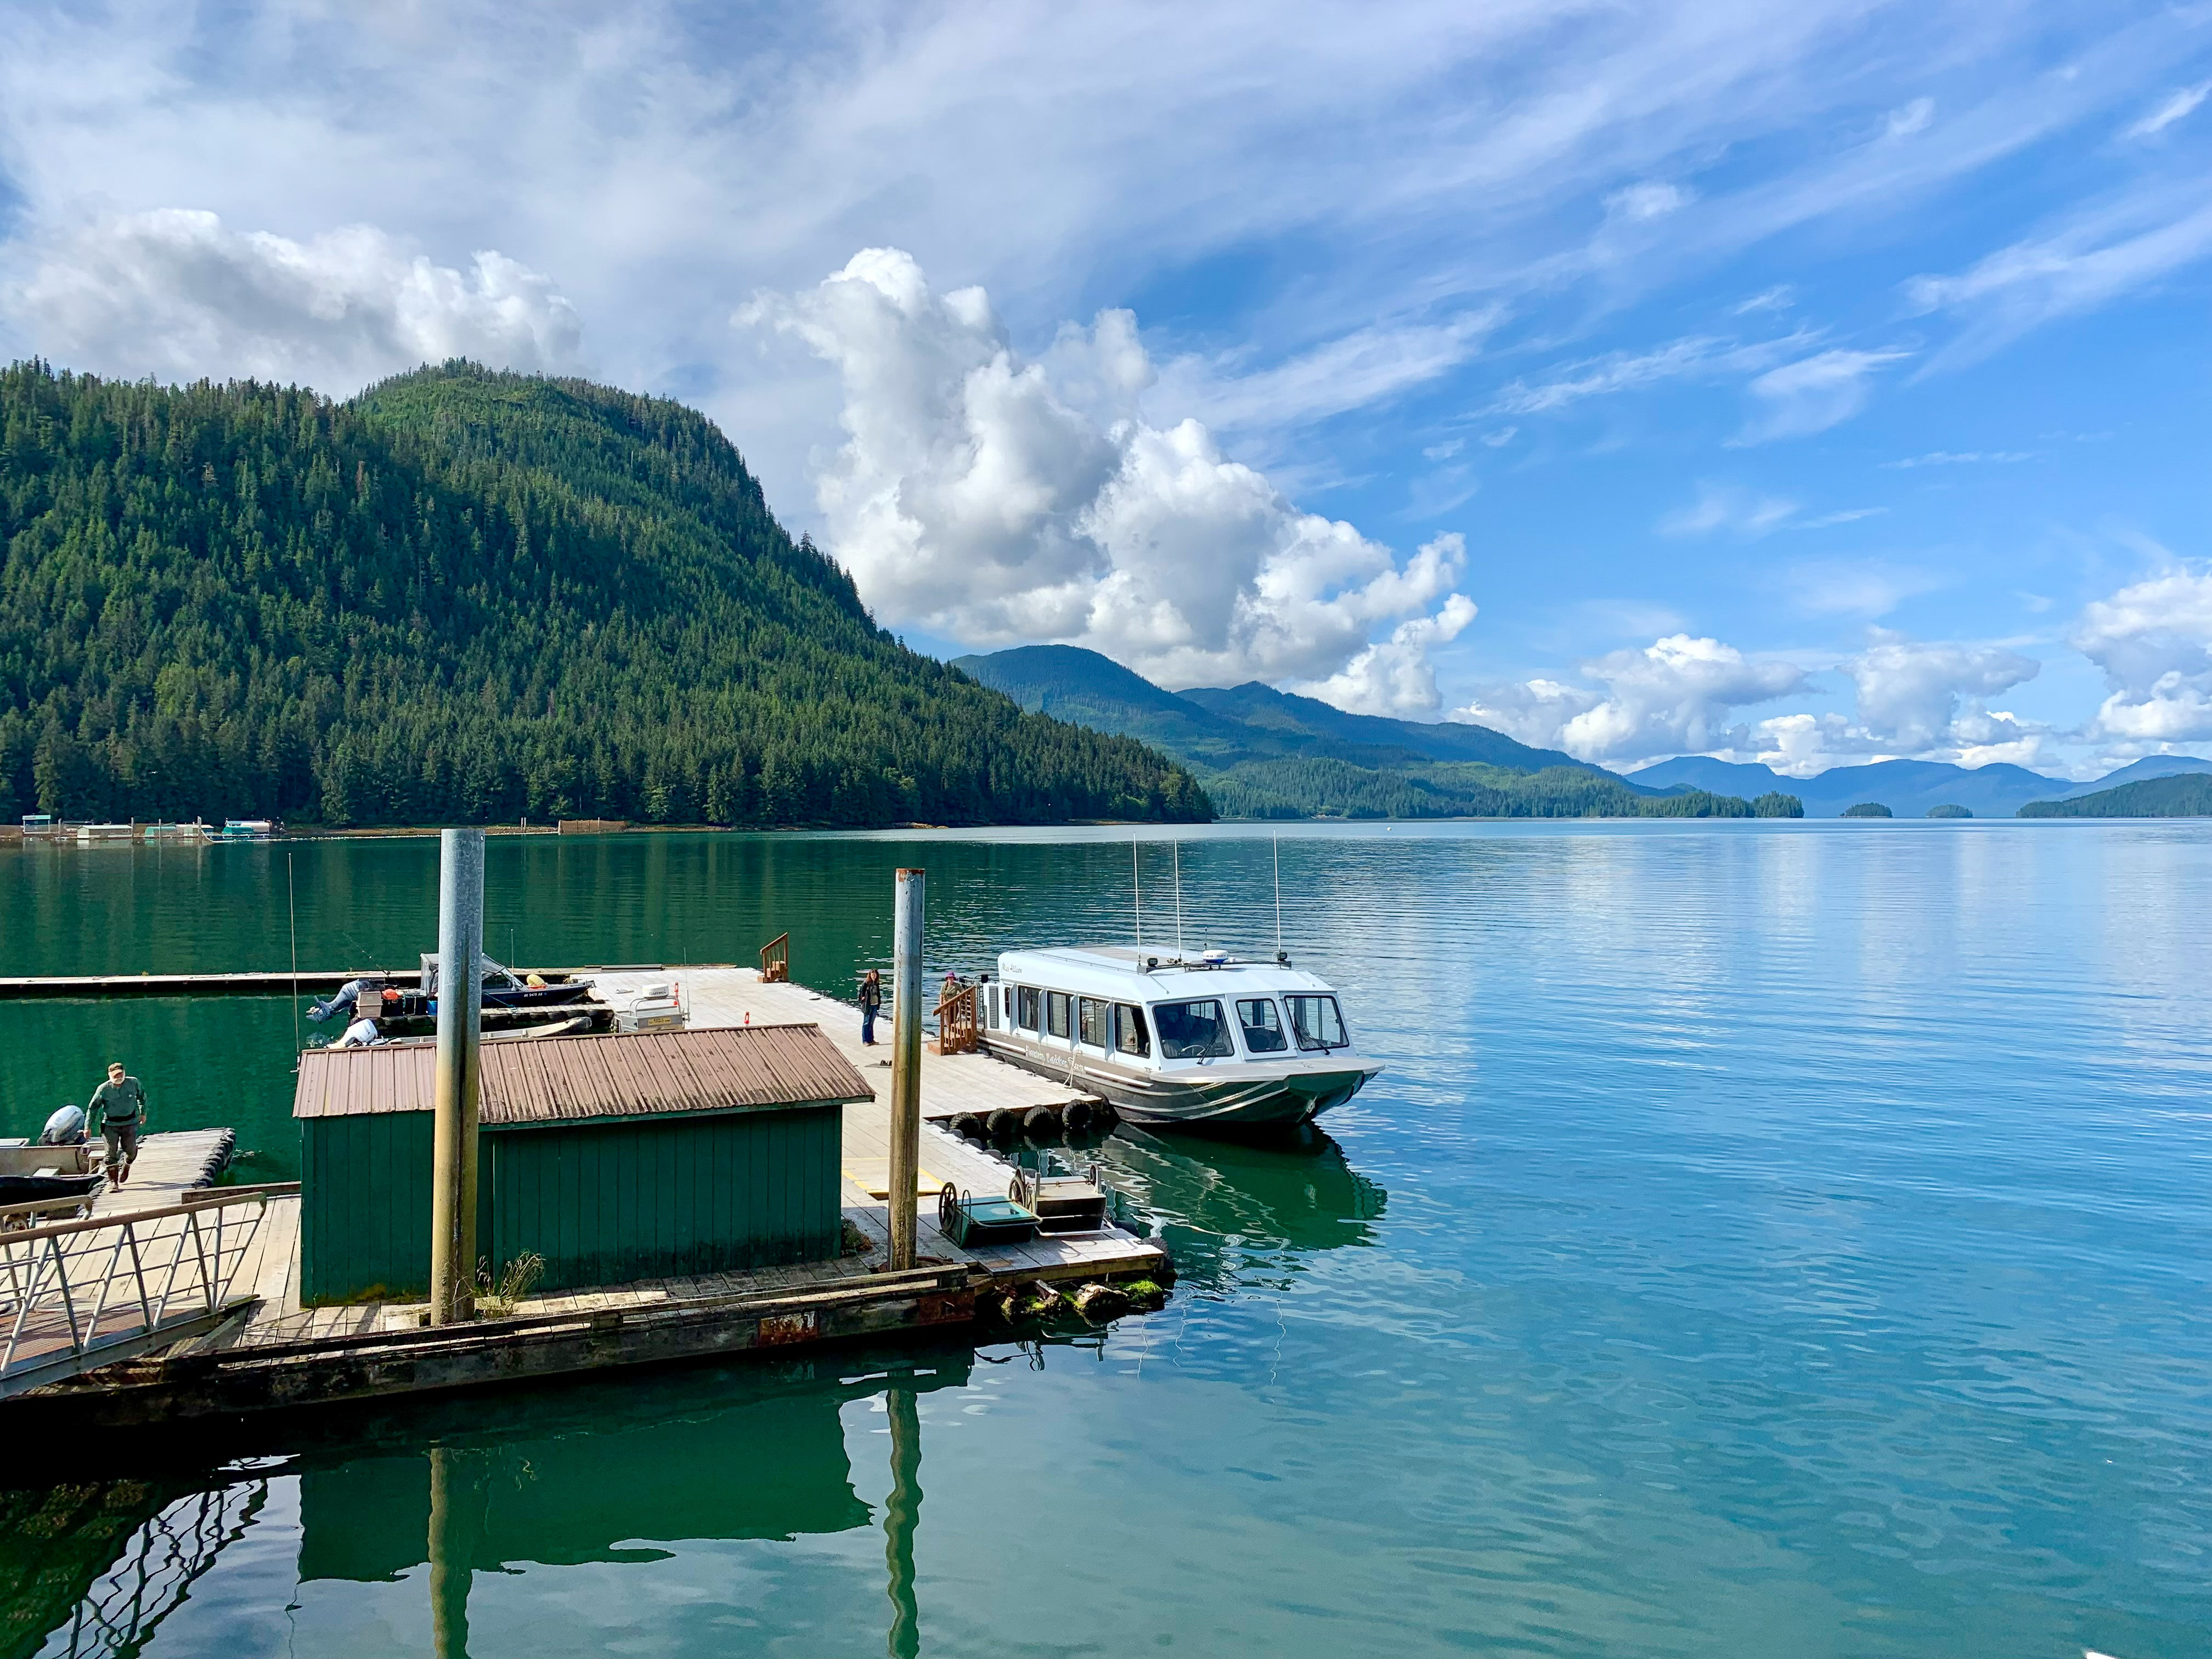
[1,2,2207,777]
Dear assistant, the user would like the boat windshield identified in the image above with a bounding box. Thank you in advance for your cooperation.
[1152,998,1233,1059]
[1285,994,1349,1052]
[1235,998,1289,1054]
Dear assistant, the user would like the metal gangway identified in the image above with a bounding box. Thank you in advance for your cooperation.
[0,1187,281,1397]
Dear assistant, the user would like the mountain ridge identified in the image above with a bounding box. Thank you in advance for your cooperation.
[1629,753,2212,819]
[952,645,1778,820]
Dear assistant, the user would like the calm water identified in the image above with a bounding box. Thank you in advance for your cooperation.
[3,821,2209,1658]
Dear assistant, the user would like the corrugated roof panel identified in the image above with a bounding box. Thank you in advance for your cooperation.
[293,1024,874,1122]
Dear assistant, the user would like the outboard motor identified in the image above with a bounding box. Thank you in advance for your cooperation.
[39,1103,86,1146]
[308,977,370,1023]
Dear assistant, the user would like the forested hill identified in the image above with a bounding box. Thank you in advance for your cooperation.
[2018,774,2212,817]
[0,361,1211,828]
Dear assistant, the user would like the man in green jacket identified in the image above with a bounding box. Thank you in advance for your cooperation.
[89,1061,146,1187]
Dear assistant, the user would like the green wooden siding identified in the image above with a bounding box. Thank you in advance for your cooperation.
[483,1106,842,1291]
[299,1105,842,1304]
[300,1110,437,1306]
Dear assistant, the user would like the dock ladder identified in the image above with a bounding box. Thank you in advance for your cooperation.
[933,983,980,1054]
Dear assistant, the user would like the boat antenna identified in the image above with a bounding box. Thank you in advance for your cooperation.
[1172,839,1184,957]
[1133,839,1142,957]
[1273,835,1284,961]
[287,851,301,1061]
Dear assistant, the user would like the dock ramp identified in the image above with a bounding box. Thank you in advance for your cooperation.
[1,1189,279,1397]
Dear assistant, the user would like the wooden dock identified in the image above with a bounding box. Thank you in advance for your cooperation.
[9,968,1167,1427]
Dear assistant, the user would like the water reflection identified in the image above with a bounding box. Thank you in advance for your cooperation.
[3,1478,263,1659]
[1096,1124,1386,1288]
[5,1352,972,1659]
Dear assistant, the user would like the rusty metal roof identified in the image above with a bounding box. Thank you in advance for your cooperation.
[294,1025,874,1124]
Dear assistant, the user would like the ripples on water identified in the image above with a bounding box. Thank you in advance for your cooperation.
[3,821,2209,1657]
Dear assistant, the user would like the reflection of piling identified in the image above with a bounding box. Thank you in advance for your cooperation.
[427,1446,477,1659]
[883,1386,922,1659]
[888,869,924,1271]
[430,829,486,1326]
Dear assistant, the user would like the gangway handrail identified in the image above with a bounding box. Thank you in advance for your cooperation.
[0,1186,279,1244]
[1,1188,274,1393]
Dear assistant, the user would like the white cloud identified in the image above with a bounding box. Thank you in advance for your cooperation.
[1884,98,1935,138]
[1657,482,1798,539]
[1788,558,1932,617]
[5,208,579,391]
[1846,629,2039,750]
[1483,330,1813,417]
[743,247,1476,699]
[2073,567,2212,742]
[2125,81,2211,140]
[1606,181,1694,222]
[1734,285,1795,314]
[1796,506,1887,528]
[1160,311,1501,438]
[1904,184,2212,364]
[1454,634,1807,764]
[1734,347,1908,443]
[1882,449,2032,468]
[1298,592,1480,715]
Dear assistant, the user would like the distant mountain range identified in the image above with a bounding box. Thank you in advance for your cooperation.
[953,646,1777,820]
[1629,754,2212,819]
[952,643,2212,821]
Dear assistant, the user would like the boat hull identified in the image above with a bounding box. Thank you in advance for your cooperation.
[980,1035,1379,1130]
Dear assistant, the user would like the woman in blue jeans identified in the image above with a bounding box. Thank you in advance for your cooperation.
[859,969,883,1045]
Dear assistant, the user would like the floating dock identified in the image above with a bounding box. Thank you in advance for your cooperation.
[9,968,1166,1429]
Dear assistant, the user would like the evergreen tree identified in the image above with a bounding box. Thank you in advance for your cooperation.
[0,361,1212,829]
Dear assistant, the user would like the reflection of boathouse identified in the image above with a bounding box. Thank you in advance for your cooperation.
[297,1387,872,1579]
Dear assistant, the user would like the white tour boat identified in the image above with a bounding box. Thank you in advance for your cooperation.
[979,945,1382,1130]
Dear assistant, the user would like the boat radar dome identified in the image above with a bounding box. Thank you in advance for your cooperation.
[1201,949,1230,966]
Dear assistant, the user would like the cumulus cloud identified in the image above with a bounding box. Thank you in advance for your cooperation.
[1731,631,2045,772]
[2073,567,2212,742]
[7,209,580,391]
[1734,347,1908,442]
[1844,629,2039,750]
[1454,634,1807,764]
[1460,626,2052,773]
[743,248,1476,705]
[1298,590,1479,716]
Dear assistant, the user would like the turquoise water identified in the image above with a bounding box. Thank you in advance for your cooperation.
[4,821,2210,1657]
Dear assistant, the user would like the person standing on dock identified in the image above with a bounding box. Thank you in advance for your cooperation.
[859,969,883,1046]
[89,1060,146,1187]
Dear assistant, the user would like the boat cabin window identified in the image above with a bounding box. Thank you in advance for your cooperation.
[1078,996,1110,1048]
[1235,998,1289,1054]
[1016,986,1041,1032]
[1046,991,1072,1039]
[1152,998,1233,1059]
[1115,1004,1150,1058]
[1286,994,1349,1051]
